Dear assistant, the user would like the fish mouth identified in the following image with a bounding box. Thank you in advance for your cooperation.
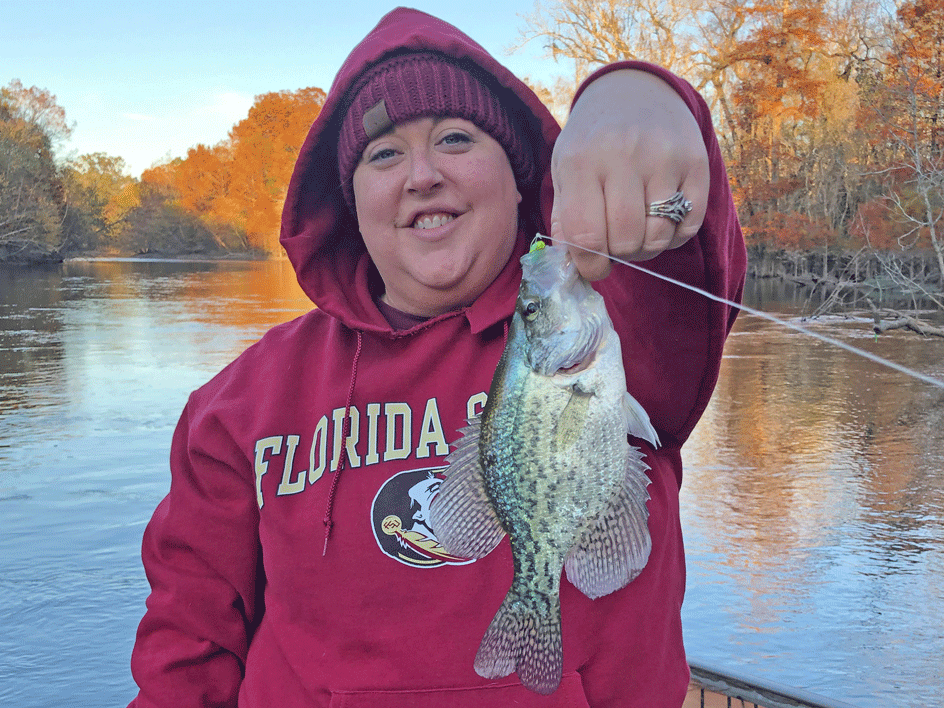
[556,348,596,376]
[530,317,604,377]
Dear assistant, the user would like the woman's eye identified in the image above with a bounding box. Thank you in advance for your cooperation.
[367,147,397,163]
[440,132,471,147]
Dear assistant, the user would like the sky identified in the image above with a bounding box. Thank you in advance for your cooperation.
[3,0,566,178]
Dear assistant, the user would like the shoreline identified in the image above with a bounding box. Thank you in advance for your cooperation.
[65,251,271,264]
[1,250,271,265]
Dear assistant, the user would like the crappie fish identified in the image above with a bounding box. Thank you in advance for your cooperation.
[429,241,659,695]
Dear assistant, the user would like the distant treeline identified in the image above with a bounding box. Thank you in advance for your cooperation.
[1,0,942,289]
[521,0,944,287]
[0,81,325,260]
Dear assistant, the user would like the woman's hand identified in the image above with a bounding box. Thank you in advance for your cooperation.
[550,69,709,281]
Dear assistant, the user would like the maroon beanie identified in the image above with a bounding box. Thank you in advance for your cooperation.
[337,52,535,212]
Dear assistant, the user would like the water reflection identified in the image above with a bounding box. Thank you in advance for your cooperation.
[0,264,67,415]
[681,298,944,705]
[0,259,315,708]
[0,259,312,414]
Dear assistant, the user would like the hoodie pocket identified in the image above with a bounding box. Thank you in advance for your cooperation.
[328,672,590,708]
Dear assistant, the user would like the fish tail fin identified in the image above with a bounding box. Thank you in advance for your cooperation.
[474,590,563,695]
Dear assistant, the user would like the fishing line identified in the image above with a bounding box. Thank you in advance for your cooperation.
[551,236,944,391]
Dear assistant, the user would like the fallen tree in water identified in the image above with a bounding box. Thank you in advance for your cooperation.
[867,298,944,339]
[870,311,944,338]
[768,247,944,339]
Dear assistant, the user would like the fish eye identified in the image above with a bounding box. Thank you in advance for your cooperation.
[523,301,540,320]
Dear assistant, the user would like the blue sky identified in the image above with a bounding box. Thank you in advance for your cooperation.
[4,1,564,177]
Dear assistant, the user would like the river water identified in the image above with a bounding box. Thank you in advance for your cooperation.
[0,259,942,707]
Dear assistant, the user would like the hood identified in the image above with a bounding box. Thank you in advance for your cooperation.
[279,7,560,333]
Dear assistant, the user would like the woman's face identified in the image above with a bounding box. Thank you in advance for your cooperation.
[352,116,522,318]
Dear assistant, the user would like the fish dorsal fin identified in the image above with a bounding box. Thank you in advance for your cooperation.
[563,447,652,599]
[622,392,660,448]
[429,415,507,559]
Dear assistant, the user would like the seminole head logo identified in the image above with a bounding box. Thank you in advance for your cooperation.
[371,467,473,567]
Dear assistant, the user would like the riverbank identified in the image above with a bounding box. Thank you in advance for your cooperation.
[0,238,271,264]
[7,244,943,310]
[66,248,269,262]
[11,243,941,271]
[748,245,941,287]
[0,248,269,264]
[0,239,64,264]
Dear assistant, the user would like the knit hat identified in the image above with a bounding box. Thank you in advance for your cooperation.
[337,52,535,212]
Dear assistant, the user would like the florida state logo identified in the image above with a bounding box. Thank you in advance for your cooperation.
[371,467,473,567]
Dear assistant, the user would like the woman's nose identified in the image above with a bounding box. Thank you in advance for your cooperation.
[406,150,443,193]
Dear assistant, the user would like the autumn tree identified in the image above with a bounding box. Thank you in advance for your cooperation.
[136,86,327,255]
[517,0,705,84]
[166,143,245,250]
[122,86,326,256]
[2,79,72,145]
[226,87,326,253]
[121,161,224,255]
[847,0,944,288]
[891,0,944,152]
[516,0,876,255]
[716,0,846,249]
[0,80,72,259]
[60,153,138,252]
[520,76,569,126]
[882,0,944,285]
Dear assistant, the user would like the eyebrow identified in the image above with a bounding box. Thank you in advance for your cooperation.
[359,116,473,162]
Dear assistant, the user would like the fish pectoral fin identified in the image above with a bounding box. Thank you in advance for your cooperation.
[622,392,660,448]
[429,415,506,559]
[556,389,591,450]
[564,449,652,599]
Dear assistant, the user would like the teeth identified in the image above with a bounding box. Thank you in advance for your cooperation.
[413,214,455,229]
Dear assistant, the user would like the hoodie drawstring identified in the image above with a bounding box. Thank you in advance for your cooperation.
[323,329,363,556]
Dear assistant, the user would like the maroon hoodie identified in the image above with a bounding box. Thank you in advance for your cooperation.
[128,7,746,708]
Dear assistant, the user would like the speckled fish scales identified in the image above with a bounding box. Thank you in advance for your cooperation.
[429,243,659,695]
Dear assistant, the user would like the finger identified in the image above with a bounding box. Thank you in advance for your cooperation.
[641,180,685,260]
[603,169,647,263]
[551,152,611,281]
[669,160,710,249]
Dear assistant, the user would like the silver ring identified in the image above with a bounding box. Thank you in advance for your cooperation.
[647,191,692,224]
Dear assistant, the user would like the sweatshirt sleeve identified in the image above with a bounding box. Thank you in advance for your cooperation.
[128,394,262,708]
[577,61,747,450]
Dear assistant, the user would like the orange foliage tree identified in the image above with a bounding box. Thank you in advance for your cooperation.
[891,0,944,152]
[718,0,842,249]
[516,0,932,266]
[135,86,326,256]
[853,0,944,281]
[122,161,224,254]
[227,87,326,253]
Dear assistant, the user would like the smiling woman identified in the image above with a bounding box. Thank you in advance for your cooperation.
[338,51,531,316]
[125,6,746,708]
[352,116,521,316]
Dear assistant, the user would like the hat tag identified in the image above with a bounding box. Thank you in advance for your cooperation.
[363,100,393,140]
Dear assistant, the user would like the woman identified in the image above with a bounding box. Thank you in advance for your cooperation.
[128,7,746,707]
